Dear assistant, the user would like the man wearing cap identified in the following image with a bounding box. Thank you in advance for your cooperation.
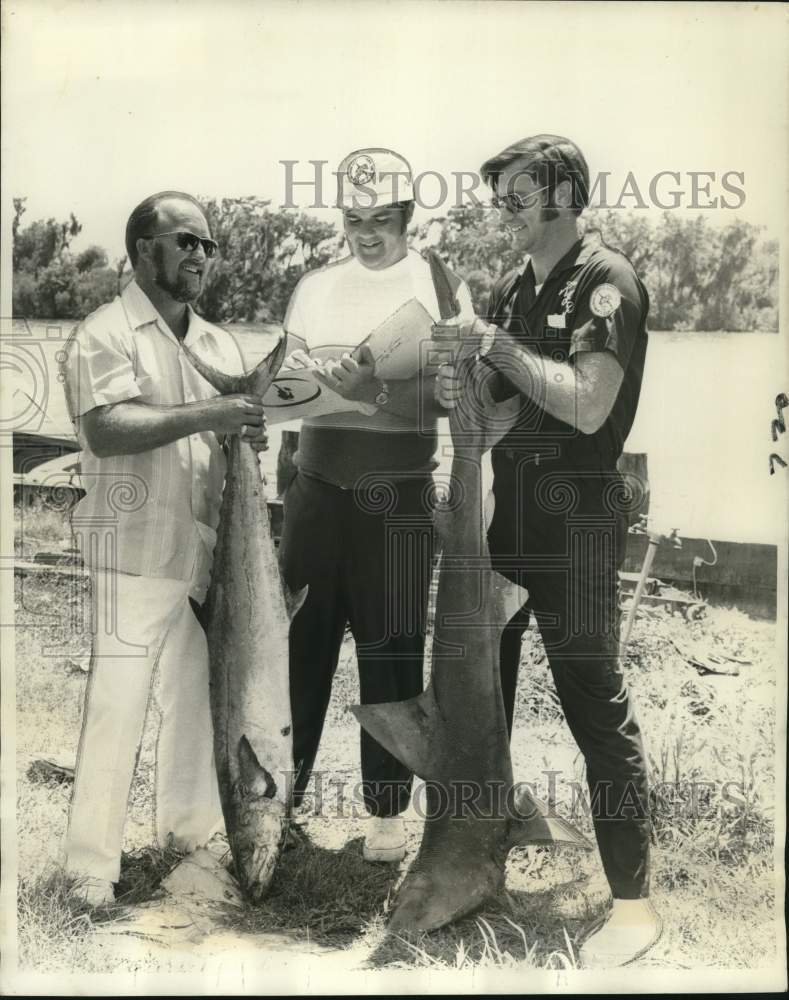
[60,191,267,905]
[433,134,659,967]
[279,148,474,862]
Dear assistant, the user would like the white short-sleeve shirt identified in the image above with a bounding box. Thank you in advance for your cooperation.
[61,280,244,588]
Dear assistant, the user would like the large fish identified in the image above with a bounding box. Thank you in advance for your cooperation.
[351,357,590,932]
[185,336,305,902]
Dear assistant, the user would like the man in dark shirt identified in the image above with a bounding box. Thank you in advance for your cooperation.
[433,134,659,968]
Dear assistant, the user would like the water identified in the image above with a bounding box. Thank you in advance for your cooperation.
[243,329,788,548]
[625,332,787,545]
[15,321,787,547]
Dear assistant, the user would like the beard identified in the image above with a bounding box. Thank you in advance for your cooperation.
[152,243,201,303]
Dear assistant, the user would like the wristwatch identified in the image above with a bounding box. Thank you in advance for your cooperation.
[374,380,390,406]
[477,322,497,359]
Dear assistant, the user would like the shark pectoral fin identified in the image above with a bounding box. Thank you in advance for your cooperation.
[350,686,445,779]
[238,735,277,799]
[283,583,309,621]
[508,785,593,850]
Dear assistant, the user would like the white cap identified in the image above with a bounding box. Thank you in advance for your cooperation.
[336,148,414,209]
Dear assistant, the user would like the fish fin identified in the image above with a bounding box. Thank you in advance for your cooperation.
[350,685,445,779]
[507,785,593,850]
[238,734,277,799]
[183,334,287,397]
[425,249,461,319]
[284,583,309,621]
[182,343,247,395]
[247,334,287,397]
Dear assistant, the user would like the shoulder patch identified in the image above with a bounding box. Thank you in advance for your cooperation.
[589,283,622,318]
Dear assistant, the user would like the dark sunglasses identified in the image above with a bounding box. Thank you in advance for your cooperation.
[144,230,219,258]
[490,184,551,214]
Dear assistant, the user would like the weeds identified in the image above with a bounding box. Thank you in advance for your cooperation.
[9,506,782,974]
[14,492,78,560]
[230,835,399,945]
[17,869,117,972]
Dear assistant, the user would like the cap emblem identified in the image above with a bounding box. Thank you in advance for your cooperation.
[347,154,376,186]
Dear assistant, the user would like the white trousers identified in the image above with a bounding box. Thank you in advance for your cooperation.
[63,570,222,882]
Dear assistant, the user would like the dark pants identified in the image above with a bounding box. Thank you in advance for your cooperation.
[279,471,433,818]
[488,453,651,899]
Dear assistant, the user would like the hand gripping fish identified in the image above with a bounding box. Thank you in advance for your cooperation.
[185,336,306,901]
[351,355,591,933]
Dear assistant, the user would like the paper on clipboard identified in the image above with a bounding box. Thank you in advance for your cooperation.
[360,297,436,379]
[262,367,375,425]
[263,297,438,423]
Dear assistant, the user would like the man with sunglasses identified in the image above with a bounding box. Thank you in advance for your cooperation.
[60,191,266,905]
[433,135,658,968]
[279,148,474,863]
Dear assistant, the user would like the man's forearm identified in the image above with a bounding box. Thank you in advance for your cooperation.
[79,399,216,457]
[485,329,585,431]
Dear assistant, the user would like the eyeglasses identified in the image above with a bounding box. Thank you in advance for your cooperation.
[143,231,219,258]
[490,184,552,214]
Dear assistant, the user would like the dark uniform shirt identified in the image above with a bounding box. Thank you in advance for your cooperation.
[486,231,649,472]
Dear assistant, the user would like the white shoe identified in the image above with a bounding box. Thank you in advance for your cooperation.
[579,898,662,968]
[70,876,116,907]
[362,816,406,863]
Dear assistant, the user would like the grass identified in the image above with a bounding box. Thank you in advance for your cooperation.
[8,501,783,976]
[14,492,79,561]
[230,833,400,945]
[16,860,180,975]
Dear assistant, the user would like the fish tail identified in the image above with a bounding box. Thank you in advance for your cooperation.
[183,334,287,397]
[246,335,287,397]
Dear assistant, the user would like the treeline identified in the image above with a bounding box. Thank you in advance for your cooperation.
[12,199,125,320]
[10,196,340,326]
[420,206,779,331]
[11,197,779,332]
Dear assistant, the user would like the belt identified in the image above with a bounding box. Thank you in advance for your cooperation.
[298,468,434,494]
[495,447,618,474]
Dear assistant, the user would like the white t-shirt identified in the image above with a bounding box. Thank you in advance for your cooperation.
[285,248,473,361]
[283,248,474,486]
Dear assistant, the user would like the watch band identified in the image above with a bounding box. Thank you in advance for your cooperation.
[477,322,497,359]
[374,380,390,406]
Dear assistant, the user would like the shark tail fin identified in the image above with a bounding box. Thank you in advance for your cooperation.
[183,334,287,397]
[350,685,448,780]
[507,784,593,850]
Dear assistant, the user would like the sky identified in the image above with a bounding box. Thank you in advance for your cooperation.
[2,0,788,261]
